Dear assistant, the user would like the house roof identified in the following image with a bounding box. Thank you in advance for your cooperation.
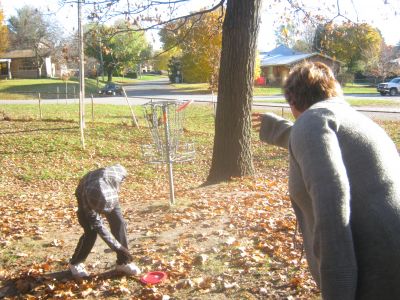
[0,50,35,59]
[0,49,50,59]
[261,45,304,57]
[260,45,340,67]
[261,53,315,66]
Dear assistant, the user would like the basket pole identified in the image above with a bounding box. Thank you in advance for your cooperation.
[163,105,176,205]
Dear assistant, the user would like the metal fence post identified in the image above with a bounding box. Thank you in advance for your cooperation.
[38,93,42,120]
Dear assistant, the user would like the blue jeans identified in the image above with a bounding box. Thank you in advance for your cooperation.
[70,202,130,265]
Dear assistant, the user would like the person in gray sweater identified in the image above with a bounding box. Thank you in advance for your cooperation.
[254,61,400,299]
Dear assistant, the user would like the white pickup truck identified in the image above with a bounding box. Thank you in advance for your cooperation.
[377,77,400,96]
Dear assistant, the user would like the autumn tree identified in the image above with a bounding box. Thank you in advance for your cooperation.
[314,22,383,75]
[57,36,80,72]
[180,11,222,84]
[167,56,182,83]
[7,5,60,78]
[363,42,400,82]
[85,21,150,82]
[0,2,8,55]
[274,23,297,48]
[153,48,180,72]
[273,22,315,53]
[159,10,223,85]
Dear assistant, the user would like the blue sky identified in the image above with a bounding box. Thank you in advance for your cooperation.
[2,0,400,50]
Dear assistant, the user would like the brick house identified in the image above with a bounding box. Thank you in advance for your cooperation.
[260,45,341,86]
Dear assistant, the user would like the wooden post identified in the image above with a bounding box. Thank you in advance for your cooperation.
[38,93,42,120]
[123,88,139,128]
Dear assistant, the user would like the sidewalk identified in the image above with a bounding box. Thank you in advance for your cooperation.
[253,101,400,121]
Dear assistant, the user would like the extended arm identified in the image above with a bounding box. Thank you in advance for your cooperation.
[259,113,293,149]
[85,209,123,251]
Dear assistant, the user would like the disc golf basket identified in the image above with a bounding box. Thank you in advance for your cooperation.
[141,100,195,205]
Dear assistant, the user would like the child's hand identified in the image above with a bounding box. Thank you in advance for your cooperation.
[117,246,133,261]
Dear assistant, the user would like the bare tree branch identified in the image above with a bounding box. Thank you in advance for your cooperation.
[79,0,225,49]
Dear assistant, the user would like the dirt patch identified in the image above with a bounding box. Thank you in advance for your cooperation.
[1,176,319,299]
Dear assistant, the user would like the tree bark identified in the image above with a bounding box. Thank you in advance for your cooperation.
[207,0,261,183]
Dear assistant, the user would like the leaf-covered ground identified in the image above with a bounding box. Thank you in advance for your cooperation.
[0,104,398,299]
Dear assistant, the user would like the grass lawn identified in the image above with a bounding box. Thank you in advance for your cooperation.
[342,83,378,93]
[0,74,167,100]
[170,82,212,94]
[171,83,379,96]
[255,84,379,95]
[0,103,398,299]
[257,84,381,95]
[255,98,400,107]
[112,74,167,83]
[0,78,100,99]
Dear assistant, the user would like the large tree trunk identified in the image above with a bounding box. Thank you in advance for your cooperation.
[207,0,261,183]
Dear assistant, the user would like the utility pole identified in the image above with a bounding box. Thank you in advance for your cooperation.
[78,0,85,149]
[98,33,105,82]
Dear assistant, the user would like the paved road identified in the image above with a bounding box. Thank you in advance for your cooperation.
[1,77,399,120]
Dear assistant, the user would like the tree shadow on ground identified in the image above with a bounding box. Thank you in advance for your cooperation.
[0,269,142,298]
[0,126,78,135]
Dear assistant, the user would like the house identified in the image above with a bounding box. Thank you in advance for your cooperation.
[260,45,341,86]
[0,58,11,79]
[0,49,55,79]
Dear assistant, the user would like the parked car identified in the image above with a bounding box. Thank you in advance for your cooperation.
[377,77,400,96]
[98,82,123,96]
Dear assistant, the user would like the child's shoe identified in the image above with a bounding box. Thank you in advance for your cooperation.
[115,262,141,276]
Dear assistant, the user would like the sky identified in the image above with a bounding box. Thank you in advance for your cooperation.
[2,0,400,51]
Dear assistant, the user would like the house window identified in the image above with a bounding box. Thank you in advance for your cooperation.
[0,62,8,75]
[19,58,36,71]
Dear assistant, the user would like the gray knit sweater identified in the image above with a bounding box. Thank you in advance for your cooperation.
[259,98,400,300]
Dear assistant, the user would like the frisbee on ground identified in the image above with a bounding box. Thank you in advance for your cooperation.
[140,271,167,285]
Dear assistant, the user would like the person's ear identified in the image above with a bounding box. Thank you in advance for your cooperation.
[290,104,302,119]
